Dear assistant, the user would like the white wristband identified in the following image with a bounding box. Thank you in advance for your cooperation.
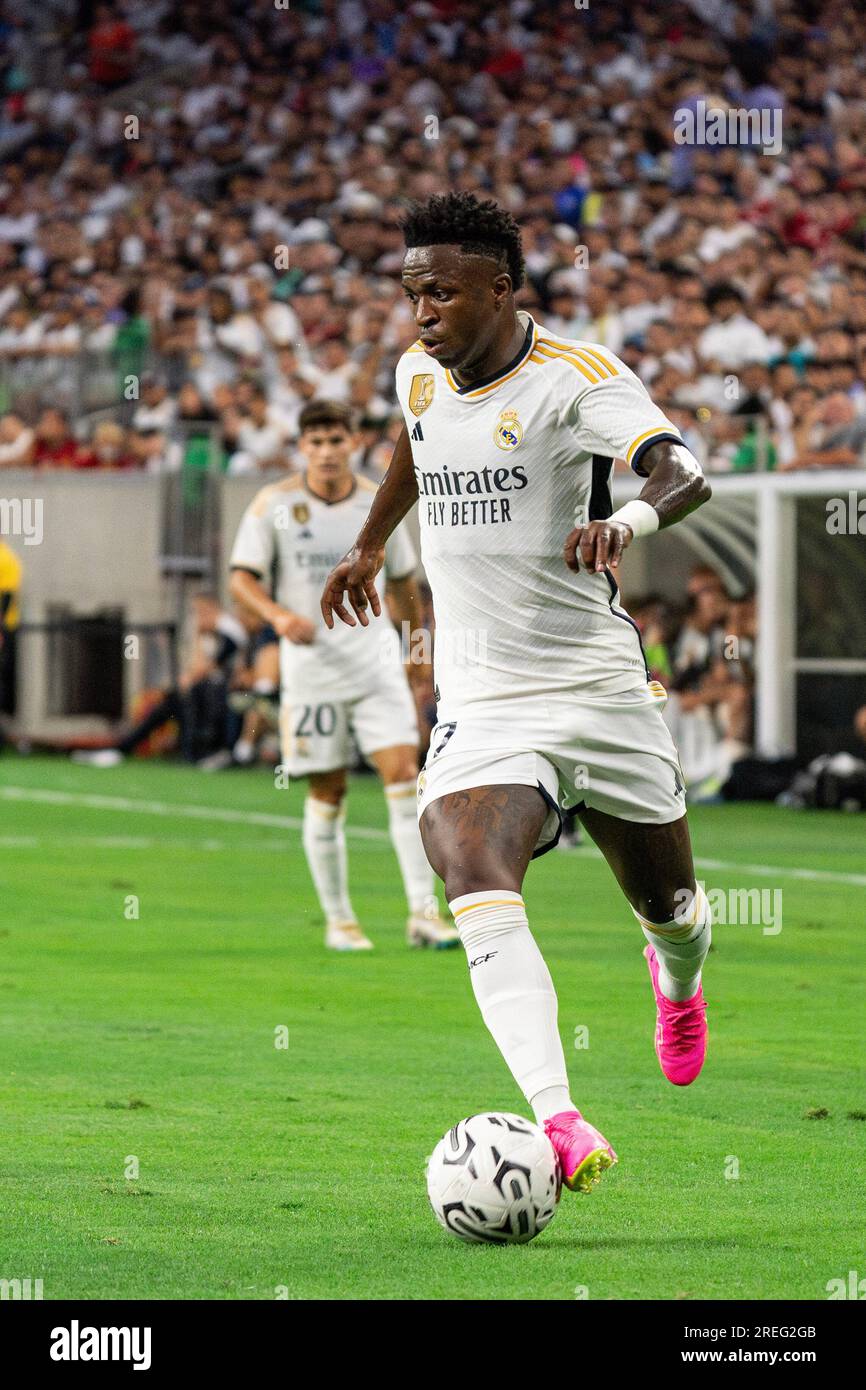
[608,499,659,539]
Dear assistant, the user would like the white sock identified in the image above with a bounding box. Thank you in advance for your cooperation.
[635,884,712,1002]
[233,738,255,764]
[385,780,436,915]
[449,890,574,1120]
[530,1085,576,1125]
[302,796,355,927]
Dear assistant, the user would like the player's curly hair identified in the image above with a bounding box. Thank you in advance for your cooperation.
[400,192,526,291]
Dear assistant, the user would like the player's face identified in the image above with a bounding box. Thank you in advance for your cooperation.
[402,245,505,372]
[299,426,355,486]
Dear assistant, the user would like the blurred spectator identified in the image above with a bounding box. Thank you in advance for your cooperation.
[131,374,177,432]
[225,383,291,474]
[209,619,280,770]
[72,593,248,766]
[0,306,43,357]
[662,566,756,798]
[0,415,35,468]
[33,408,79,467]
[128,426,180,473]
[631,594,675,685]
[76,420,137,470]
[781,392,866,470]
[87,4,137,88]
[698,285,775,371]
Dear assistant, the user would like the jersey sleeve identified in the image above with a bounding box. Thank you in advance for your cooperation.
[383,517,417,581]
[229,494,276,579]
[561,349,683,476]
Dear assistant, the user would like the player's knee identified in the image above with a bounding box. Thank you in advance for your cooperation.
[377,744,420,786]
[442,862,522,902]
[629,882,697,925]
[309,770,347,805]
[629,890,676,925]
[384,759,418,787]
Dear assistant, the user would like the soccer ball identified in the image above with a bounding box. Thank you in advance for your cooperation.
[426,1112,561,1244]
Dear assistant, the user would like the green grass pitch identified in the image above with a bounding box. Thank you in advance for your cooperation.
[1,754,864,1301]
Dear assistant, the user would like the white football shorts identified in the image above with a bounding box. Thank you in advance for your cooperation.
[416,681,686,856]
[280,662,419,776]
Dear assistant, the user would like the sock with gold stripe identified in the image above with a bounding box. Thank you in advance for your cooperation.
[449,890,574,1122]
[634,884,712,1003]
[302,796,355,927]
[385,780,436,915]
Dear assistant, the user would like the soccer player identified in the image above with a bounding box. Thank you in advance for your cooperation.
[230,398,457,953]
[321,194,713,1192]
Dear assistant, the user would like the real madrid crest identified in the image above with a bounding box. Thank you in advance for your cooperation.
[409,374,435,417]
[293,501,310,524]
[494,408,523,451]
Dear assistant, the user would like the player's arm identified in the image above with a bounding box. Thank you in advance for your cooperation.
[321,423,417,629]
[385,571,430,693]
[560,352,712,576]
[228,567,314,644]
[566,440,711,574]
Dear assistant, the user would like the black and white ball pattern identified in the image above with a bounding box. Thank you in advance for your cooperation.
[426,1112,562,1244]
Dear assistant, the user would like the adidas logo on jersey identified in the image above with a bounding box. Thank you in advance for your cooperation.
[410,421,424,442]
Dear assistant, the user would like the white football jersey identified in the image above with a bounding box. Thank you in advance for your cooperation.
[395,310,685,710]
[230,473,417,701]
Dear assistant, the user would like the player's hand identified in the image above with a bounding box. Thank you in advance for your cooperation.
[564,520,633,575]
[271,610,315,644]
[321,546,384,629]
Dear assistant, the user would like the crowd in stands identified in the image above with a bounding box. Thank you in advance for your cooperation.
[634,567,757,797]
[0,0,866,477]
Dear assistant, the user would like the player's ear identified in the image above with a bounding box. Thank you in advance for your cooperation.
[491,272,513,309]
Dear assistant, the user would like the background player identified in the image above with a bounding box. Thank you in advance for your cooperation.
[231,398,457,953]
[322,194,713,1189]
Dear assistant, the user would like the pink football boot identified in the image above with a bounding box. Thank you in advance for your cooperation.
[643,944,708,1085]
[544,1110,617,1193]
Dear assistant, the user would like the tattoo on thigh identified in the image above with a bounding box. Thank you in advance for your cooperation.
[445,786,545,850]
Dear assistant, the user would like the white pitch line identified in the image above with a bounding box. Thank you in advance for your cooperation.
[0,784,385,841]
[2,785,865,887]
[695,856,866,888]
[0,834,292,852]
